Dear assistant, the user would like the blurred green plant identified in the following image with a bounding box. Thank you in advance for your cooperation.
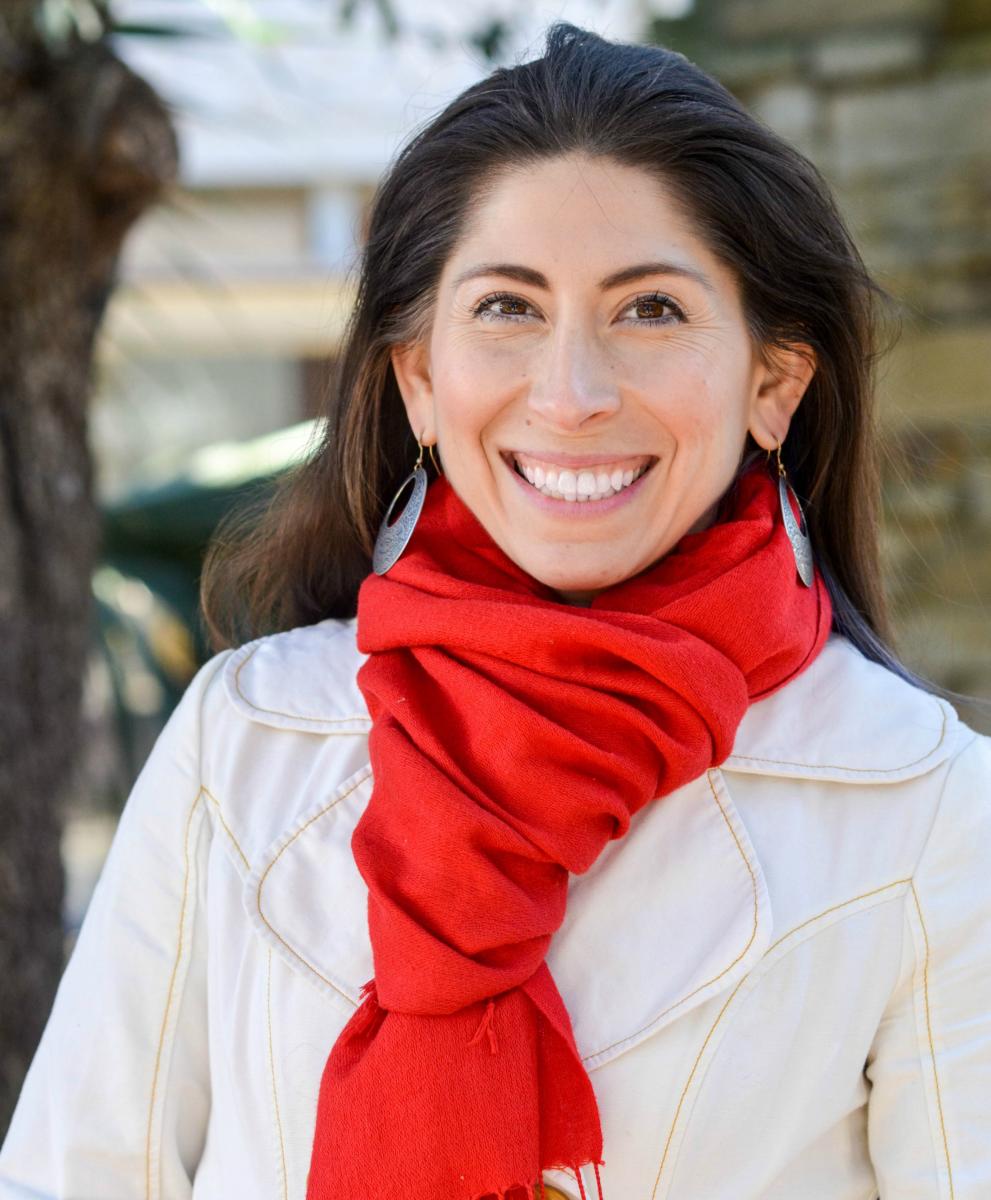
[93,418,319,796]
[31,0,524,61]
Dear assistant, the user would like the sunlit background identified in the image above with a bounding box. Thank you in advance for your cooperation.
[68,0,991,945]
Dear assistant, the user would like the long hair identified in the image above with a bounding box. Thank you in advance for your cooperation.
[198,20,984,713]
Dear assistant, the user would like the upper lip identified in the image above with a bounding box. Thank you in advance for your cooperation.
[502,450,657,469]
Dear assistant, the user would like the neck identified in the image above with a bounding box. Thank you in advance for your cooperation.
[555,590,595,607]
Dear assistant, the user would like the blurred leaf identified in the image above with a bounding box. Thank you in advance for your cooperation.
[200,0,290,45]
[36,0,108,46]
[107,21,222,39]
[337,0,399,39]
[468,18,514,62]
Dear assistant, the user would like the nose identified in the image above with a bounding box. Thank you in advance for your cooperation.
[525,323,621,431]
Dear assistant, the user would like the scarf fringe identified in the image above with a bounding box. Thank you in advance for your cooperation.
[470,1159,605,1200]
[467,997,499,1054]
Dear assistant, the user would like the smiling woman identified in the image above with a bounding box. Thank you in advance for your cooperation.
[389,153,814,603]
[3,18,989,1200]
[195,26,924,668]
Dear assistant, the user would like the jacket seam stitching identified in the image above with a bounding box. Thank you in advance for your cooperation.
[255,769,372,1006]
[233,644,369,725]
[144,649,229,1197]
[726,705,948,774]
[900,732,975,1195]
[201,784,250,873]
[267,948,289,1200]
[145,785,205,1200]
[651,879,910,1200]
[585,769,759,1063]
[908,879,955,1198]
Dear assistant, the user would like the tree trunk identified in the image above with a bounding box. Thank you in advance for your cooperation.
[0,8,177,1137]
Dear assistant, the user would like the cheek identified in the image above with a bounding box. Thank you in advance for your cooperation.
[431,355,520,437]
[664,356,745,428]
[638,365,724,437]
[441,332,537,394]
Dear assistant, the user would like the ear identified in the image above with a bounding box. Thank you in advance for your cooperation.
[390,340,436,444]
[748,342,817,452]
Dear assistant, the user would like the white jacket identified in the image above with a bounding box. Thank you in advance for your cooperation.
[1,617,989,1200]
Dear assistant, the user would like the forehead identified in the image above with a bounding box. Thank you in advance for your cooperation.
[446,154,729,292]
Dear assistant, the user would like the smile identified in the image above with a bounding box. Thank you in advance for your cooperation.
[506,451,654,500]
[500,450,658,515]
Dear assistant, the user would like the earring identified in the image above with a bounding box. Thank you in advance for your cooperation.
[767,439,814,588]
[372,433,434,575]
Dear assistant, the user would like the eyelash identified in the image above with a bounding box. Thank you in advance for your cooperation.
[471,290,686,326]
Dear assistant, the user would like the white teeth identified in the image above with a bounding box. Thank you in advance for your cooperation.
[512,454,650,501]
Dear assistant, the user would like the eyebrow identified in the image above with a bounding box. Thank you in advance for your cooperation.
[452,260,718,296]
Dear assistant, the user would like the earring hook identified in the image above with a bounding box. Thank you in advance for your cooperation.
[765,438,785,477]
[420,434,443,476]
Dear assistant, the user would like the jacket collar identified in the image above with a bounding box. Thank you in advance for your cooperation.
[721,631,957,782]
[227,619,959,1070]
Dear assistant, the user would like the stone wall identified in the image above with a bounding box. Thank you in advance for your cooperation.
[649,0,991,729]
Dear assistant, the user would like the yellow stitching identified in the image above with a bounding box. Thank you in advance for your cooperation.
[727,706,947,774]
[651,973,749,1198]
[255,769,372,1007]
[267,949,289,1200]
[233,643,371,727]
[765,878,912,953]
[651,878,911,1199]
[146,786,203,1200]
[910,879,955,1198]
[584,771,759,1063]
[201,784,250,873]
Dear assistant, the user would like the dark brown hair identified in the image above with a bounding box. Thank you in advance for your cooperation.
[199,21,981,711]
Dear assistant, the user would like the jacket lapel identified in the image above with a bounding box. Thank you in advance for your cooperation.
[231,621,958,1072]
[244,759,771,1070]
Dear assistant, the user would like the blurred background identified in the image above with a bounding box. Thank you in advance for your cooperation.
[1,0,989,1138]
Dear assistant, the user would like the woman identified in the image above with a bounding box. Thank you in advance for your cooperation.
[2,20,989,1200]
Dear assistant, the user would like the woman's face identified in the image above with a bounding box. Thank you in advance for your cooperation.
[392,153,814,604]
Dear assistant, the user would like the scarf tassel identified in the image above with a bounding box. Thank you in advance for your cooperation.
[467,997,500,1054]
[309,972,607,1200]
[470,1159,605,1200]
[464,997,604,1200]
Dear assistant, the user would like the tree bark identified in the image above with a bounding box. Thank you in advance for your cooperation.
[0,7,177,1137]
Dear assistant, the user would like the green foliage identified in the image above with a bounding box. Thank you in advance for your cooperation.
[35,0,109,46]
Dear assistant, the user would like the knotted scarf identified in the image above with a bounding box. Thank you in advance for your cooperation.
[306,456,833,1200]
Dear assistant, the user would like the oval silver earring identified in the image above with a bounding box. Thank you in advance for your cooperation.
[769,439,814,588]
[372,435,432,576]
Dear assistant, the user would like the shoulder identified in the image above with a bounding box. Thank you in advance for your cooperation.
[204,620,977,782]
[914,726,991,886]
[185,618,371,874]
[213,615,370,735]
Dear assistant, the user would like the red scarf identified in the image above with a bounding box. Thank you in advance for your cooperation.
[306,458,832,1200]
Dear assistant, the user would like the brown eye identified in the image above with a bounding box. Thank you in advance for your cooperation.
[496,298,528,316]
[473,292,535,322]
[633,295,671,319]
[630,293,684,325]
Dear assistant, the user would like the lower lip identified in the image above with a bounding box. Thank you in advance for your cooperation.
[502,455,656,517]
